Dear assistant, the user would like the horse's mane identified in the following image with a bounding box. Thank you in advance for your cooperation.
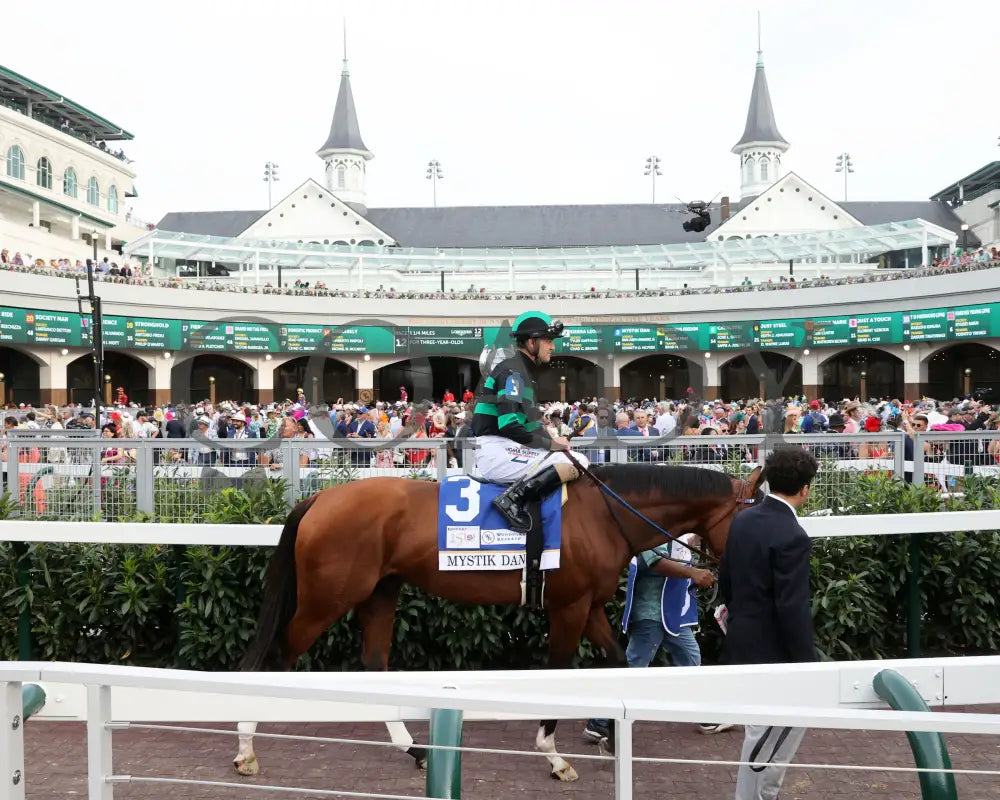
[588,463,734,499]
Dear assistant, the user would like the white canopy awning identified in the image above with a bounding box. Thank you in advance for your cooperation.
[126,218,956,274]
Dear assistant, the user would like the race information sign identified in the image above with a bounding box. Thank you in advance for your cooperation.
[3,301,999,357]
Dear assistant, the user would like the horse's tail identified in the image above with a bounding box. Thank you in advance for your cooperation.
[240,494,318,671]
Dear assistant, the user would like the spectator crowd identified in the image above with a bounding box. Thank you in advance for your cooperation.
[2,246,997,302]
[4,389,999,481]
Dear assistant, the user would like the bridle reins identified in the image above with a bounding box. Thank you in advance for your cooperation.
[564,450,758,568]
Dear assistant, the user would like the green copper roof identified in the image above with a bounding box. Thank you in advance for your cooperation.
[0,64,134,141]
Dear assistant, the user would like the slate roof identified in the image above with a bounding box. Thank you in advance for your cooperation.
[155,201,974,249]
[157,210,265,237]
[732,53,787,149]
[842,201,980,246]
[365,204,720,248]
[317,59,371,156]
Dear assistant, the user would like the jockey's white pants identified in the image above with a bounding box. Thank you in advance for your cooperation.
[474,435,590,484]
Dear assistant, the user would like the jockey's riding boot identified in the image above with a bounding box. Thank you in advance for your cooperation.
[493,465,563,532]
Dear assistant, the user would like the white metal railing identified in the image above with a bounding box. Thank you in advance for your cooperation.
[5,656,1000,799]
[4,431,999,521]
[0,509,997,547]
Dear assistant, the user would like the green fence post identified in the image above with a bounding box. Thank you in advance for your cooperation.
[873,669,956,800]
[21,683,45,721]
[906,533,922,658]
[426,709,463,799]
[13,541,32,660]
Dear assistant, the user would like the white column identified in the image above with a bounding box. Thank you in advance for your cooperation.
[71,215,80,240]
[31,200,40,228]
[800,349,819,395]
[254,250,260,286]
[702,354,721,399]
[105,230,112,252]
[921,229,929,269]
[358,256,365,291]
[256,355,274,403]
[152,357,173,404]
[508,258,515,290]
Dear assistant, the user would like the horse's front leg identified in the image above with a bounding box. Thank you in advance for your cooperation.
[234,721,259,775]
[537,597,591,782]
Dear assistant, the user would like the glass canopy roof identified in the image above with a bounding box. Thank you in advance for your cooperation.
[126,219,956,274]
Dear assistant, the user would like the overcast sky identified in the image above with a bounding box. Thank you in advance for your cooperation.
[5,0,998,222]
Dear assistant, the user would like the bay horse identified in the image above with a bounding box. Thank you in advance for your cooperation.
[235,462,764,780]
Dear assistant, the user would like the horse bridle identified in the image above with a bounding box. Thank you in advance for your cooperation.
[565,449,758,568]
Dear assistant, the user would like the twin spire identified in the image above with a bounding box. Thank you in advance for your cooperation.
[317,16,784,205]
[732,14,786,150]
[317,22,372,158]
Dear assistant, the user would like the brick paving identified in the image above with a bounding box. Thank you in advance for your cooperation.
[23,711,1000,799]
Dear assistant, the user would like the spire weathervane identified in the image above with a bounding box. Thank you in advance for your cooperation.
[756,11,763,66]
[342,18,349,76]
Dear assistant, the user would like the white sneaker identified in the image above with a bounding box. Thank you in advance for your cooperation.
[697,722,735,735]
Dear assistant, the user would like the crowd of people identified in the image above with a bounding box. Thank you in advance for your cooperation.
[2,246,997,301]
[4,391,999,475]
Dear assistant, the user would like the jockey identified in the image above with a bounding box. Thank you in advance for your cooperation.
[471,311,590,530]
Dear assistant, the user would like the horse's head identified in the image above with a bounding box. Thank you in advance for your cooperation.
[699,465,765,560]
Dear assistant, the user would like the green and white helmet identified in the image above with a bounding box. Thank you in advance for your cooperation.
[511,311,564,341]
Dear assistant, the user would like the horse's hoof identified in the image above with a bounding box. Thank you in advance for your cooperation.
[234,755,259,776]
[408,746,428,770]
[550,765,579,782]
[598,736,616,756]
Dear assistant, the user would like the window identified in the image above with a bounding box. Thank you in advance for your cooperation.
[87,176,100,206]
[107,185,118,214]
[336,164,346,189]
[36,157,52,189]
[63,167,78,197]
[6,145,25,180]
[759,157,770,182]
[743,156,754,184]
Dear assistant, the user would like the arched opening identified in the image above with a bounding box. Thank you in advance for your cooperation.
[721,352,802,401]
[171,354,256,404]
[539,356,604,403]
[821,348,903,402]
[619,355,703,402]
[926,343,1000,401]
[274,357,356,405]
[67,351,151,406]
[0,347,40,407]
[374,357,477,405]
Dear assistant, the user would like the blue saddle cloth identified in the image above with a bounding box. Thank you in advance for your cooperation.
[437,475,563,571]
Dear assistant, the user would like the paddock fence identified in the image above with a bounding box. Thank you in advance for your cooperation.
[4,655,1000,799]
[3,431,998,521]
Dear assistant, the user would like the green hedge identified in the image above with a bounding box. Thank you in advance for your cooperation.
[2,472,999,670]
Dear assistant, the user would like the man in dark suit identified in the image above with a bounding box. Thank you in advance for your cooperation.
[719,446,818,800]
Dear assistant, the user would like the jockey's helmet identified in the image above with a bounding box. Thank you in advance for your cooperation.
[511,311,564,341]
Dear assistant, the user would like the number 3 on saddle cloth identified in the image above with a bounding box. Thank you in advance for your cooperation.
[437,475,566,607]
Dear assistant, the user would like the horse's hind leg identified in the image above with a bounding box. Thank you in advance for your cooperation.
[235,586,370,776]
[357,576,428,769]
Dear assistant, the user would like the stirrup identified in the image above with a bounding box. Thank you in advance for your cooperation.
[494,490,531,531]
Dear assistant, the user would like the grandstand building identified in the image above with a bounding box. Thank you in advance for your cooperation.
[0,65,150,264]
[1,52,998,408]
[150,44,993,290]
